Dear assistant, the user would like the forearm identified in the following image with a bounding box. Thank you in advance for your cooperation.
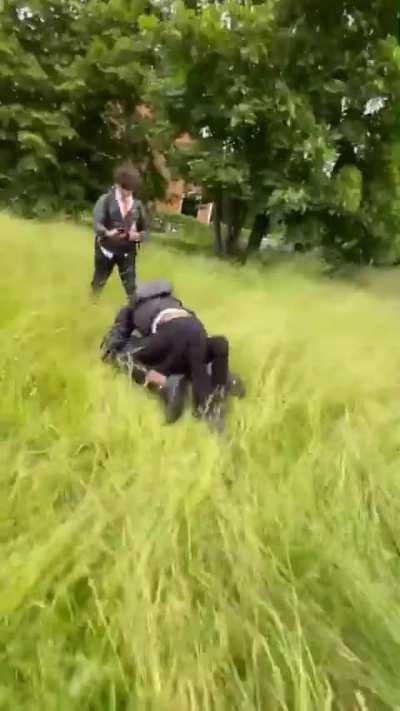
[101,307,134,357]
[95,221,107,237]
[93,195,110,238]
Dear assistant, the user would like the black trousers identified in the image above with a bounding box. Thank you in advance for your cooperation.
[91,245,136,297]
[129,317,229,410]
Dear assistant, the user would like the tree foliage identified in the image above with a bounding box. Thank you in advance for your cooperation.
[0,0,399,264]
[0,0,166,217]
[145,0,400,262]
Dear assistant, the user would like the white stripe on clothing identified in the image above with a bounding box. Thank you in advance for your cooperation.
[151,308,188,334]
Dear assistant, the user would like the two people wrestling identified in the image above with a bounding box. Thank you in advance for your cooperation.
[101,280,245,432]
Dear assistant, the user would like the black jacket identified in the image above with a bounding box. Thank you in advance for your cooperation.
[93,187,147,256]
[101,279,195,357]
[110,296,187,342]
[101,284,197,359]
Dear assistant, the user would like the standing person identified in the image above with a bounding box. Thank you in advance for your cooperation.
[91,163,147,298]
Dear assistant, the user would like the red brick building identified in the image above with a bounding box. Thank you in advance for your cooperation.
[136,106,213,224]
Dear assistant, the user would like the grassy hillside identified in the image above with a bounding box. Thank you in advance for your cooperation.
[2,213,400,709]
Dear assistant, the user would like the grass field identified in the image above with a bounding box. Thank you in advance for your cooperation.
[2,213,400,710]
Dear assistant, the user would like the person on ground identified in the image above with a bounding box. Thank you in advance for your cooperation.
[101,279,245,431]
[91,163,147,298]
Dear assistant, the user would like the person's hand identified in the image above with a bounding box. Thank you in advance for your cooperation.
[128,229,141,242]
[145,370,166,387]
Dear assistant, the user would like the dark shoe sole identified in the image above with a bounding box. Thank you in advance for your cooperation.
[165,377,188,424]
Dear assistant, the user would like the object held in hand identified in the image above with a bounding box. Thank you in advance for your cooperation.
[117,227,129,239]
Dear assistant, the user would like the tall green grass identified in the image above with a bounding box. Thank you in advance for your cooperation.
[2,213,400,709]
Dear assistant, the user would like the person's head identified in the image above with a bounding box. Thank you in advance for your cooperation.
[114,163,142,198]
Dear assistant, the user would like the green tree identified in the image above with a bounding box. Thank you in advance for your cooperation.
[0,0,166,217]
[146,0,400,262]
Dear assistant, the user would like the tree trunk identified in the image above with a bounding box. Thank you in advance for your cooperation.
[245,213,269,258]
[213,194,224,256]
[225,198,247,256]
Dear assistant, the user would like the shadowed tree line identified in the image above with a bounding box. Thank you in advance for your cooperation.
[0,0,399,263]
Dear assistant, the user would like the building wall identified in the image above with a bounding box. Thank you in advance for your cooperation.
[136,108,213,224]
[197,203,213,224]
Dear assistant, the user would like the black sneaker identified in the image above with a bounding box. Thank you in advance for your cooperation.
[227,372,246,399]
[159,375,188,424]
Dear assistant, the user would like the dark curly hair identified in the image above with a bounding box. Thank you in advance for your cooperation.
[114,163,142,193]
